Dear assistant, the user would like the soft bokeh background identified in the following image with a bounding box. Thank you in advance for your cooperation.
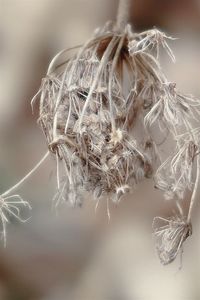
[1,0,200,299]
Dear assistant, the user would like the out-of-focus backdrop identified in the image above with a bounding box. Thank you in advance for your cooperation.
[1,1,200,299]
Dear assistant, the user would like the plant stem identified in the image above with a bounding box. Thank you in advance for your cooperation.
[116,0,131,30]
[187,154,200,223]
[79,37,118,129]
[2,151,50,197]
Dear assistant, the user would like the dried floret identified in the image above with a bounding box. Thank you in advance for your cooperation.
[129,28,176,62]
[0,194,31,246]
[153,215,192,265]
[0,151,48,245]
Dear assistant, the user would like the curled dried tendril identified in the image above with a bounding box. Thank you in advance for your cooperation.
[153,215,192,265]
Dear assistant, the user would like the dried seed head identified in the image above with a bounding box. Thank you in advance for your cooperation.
[33,22,200,265]
[0,1,198,261]
[153,215,192,265]
[35,23,168,205]
[30,19,200,265]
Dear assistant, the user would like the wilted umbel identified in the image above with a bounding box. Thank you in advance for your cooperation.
[31,2,200,265]
[34,22,183,207]
[0,0,199,261]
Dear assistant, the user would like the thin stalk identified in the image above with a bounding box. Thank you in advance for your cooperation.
[187,154,200,223]
[182,118,199,223]
[2,151,50,198]
[116,0,131,30]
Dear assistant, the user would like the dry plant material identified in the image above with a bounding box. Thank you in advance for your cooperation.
[153,216,192,265]
[1,0,200,264]
[0,194,31,246]
[32,20,200,265]
[35,25,173,206]
[0,152,49,245]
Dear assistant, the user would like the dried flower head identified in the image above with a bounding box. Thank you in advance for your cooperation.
[1,0,198,264]
[153,215,192,265]
[8,9,196,266]
[31,17,200,265]
[33,22,183,207]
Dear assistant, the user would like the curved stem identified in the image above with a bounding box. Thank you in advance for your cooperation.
[182,118,199,223]
[47,45,81,75]
[116,0,131,30]
[79,37,118,129]
[2,151,50,198]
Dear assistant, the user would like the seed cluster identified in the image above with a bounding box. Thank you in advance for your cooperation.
[36,24,162,206]
[32,23,200,264]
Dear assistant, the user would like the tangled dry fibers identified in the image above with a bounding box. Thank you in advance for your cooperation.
[33,23,200,204]
[1,19,200,265]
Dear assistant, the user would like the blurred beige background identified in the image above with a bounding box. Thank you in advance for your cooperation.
[1,0,200,299]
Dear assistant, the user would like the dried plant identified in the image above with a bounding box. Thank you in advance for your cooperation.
[0,194,31,247]
[153,215,192,265]
[1,0,200,265]
[0,152,49,245]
